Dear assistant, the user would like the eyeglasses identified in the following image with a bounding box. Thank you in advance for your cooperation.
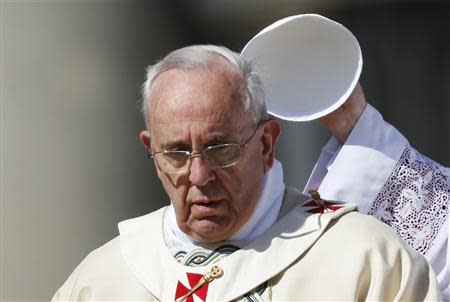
[149,121,266,174]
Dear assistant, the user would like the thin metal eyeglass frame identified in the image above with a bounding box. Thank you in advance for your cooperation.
[149,120,268,174]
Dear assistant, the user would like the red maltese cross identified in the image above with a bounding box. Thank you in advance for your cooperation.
[303,199,344,214]
[303,190,344,214]
[175,272,208,302]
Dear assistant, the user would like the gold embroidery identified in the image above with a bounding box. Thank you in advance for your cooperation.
[267,278,274,302]
[308,189,321,201]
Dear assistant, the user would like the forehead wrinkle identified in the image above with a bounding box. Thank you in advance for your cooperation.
[155,101,235,122]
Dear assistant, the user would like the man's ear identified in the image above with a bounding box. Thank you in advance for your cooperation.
[261,119,281,173]
[140,130,165,179]
[139,130,152,153]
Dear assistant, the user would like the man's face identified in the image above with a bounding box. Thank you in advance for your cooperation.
[140,57,280,243]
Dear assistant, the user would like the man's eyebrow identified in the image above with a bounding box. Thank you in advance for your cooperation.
[205,134,240,146]
[157,141,189,151]
[157,134,240,151]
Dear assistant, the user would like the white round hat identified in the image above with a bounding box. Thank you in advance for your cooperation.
[241,14,362,121]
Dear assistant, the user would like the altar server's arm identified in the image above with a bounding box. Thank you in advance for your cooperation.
[304,85,449,300]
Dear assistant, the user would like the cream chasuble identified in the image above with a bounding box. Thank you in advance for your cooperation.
[53,186,441,301]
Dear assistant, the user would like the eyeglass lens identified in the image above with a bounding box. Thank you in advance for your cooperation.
[154,144,243,173]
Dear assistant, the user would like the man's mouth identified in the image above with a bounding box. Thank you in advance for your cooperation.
[191,199,224,216]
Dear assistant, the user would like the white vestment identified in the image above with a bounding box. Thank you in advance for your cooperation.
[305,104,450,300]
[53,187,441,301]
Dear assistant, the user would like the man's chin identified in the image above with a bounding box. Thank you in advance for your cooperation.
[187,218,233,243]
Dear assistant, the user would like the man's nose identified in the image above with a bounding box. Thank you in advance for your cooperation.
[188,155,216,186]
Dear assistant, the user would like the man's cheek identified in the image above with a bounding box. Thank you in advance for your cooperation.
[155,167,164,181]
[162,176,190,208]
[159,172,188,191]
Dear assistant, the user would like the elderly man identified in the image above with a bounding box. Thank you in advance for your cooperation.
[53,45,441,301]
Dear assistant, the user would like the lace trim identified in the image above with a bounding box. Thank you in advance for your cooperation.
[368,146,449,254]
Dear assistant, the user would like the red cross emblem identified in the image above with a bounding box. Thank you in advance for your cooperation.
[175,272,209,302]
[303,190,344,214]
[303,199,344,214]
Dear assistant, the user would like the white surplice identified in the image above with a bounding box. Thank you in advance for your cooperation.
[305,104,449,300]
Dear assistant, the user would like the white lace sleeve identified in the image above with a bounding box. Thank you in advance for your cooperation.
[368,146,449,301]
[368,146,449,255]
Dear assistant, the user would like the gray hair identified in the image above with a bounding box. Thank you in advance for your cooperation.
[140,44,269,129]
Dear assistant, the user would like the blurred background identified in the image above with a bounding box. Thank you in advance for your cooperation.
[1,0,449,300]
